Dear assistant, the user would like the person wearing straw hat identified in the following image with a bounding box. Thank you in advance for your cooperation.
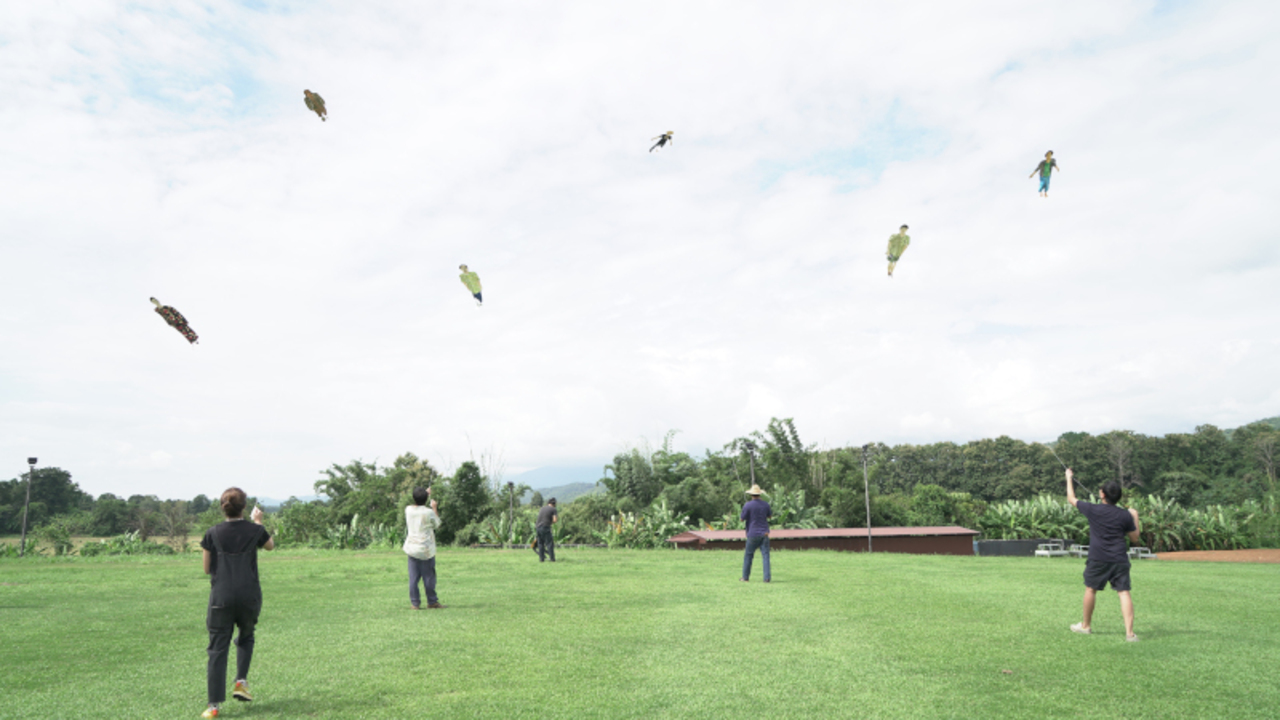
[739,484,772,582]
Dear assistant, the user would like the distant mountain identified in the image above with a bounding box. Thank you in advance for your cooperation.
[1223,416,1280,440]
[505,464,605,490]
[256,495,323,511]
[519,482,603,505]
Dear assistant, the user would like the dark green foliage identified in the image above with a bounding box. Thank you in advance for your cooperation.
[601,448,661,509]
[78,531,175,556]
[12,416,1280,553]
[269,498,335,546]
[436,461,493,545]
[313,453,440,529]
[0,467,91,533]
[190,494,211,514]
[557,492,617,542]
[90,494,129,536]
[909,484,953,526]
[661,476,723,525]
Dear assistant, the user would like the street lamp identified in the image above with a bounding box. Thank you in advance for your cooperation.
[506,481,515,548]
[861,445,873,553]
[741,441,758,486]
[19,457,36,558]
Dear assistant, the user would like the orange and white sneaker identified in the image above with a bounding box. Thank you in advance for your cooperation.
[201,705,219,718]
[232,679,253,702]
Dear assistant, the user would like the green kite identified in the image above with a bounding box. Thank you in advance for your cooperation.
[886,225,910,278]
[459,264,482,306]
[304,89,327,122]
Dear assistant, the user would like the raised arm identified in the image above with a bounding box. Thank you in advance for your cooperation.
[1127,508,1141,544]
[251,506,275,550]
[1065,468,1078,507]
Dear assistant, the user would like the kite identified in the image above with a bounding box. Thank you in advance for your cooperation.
[459,265,483,306]
[151,297,199,344]
[304,89,327,122]
[1030,150,1059,197]
[649,131,674,152]
[886,225,910,278]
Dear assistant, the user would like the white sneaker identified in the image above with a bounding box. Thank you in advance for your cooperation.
[1070,623,1092,635]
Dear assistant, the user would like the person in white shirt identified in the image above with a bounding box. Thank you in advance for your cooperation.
[404,487,446,609]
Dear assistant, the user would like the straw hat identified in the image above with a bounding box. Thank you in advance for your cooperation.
[746,484,764,496]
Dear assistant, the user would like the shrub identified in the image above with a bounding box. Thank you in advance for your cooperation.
[79,531,176,557]
[36,518,75,556]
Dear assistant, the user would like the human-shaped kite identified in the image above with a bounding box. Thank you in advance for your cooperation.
[459,265,482,306]
[886,225,910,278]
[304,89,327,122]
[151,297,199,344]
[649,131,674,152]
[1030,150,1059,197]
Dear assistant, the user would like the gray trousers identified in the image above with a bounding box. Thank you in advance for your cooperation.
[536,526,555,562]
[408,556,438,606]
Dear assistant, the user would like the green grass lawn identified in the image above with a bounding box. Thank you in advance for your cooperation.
[2,549,1277,719]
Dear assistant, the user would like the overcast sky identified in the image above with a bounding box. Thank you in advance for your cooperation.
[2,1,1278,500]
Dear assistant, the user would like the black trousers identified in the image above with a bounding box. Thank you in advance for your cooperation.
[536,526,555,562]
[207,601,260,704]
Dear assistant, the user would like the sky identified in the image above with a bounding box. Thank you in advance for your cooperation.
[2,0,1278,500]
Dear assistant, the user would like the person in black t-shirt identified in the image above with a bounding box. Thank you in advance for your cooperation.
[535,498,558,562]
[1066,469,1141,642]
[199,488,274,718]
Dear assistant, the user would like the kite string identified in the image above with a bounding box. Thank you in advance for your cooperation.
[1043,443,1092,495]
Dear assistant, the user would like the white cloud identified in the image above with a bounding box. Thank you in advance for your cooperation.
[1,1,1278,498]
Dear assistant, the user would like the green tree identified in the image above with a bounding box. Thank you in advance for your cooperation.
[190,494,212,514]
[0,467,91,533]
[126,495,163,540]
[601,448,660,510]
[909,484,953,526]
[91,494,129,536]
[436,461,492,545]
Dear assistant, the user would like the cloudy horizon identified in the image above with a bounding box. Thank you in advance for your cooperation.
[3,1,1278,500]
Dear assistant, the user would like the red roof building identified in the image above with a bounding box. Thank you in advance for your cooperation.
[666,526,978,555]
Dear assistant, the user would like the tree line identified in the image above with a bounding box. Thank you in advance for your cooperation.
[4,416,1278,555]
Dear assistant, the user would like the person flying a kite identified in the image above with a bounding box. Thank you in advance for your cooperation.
[459,265,482,306]
[151,297,199,344]
[1030,150,1059,197]
[304,89,327,122]
[886,225,911,278]
[649,131,674,152]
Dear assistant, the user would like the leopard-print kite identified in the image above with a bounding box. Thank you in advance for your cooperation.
[151,297,199,344]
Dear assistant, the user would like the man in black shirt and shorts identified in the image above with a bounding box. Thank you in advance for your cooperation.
[1066,469,1141,642]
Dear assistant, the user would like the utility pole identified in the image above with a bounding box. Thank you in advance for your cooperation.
[507,481,515,548]
[19,457,36,558]
[861,445,872,553]
[742,441,758,485]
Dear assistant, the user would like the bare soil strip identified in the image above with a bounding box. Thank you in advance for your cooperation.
[1157,549,1280,563]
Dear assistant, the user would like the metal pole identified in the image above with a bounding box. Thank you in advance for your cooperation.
[507,481,515,549]
[19,457,36,558]
[861,445,872,553]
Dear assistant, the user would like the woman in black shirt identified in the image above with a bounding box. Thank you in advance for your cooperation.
[200,488,274,718]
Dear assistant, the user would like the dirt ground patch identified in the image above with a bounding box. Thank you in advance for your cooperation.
[1158,549,1280,563]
